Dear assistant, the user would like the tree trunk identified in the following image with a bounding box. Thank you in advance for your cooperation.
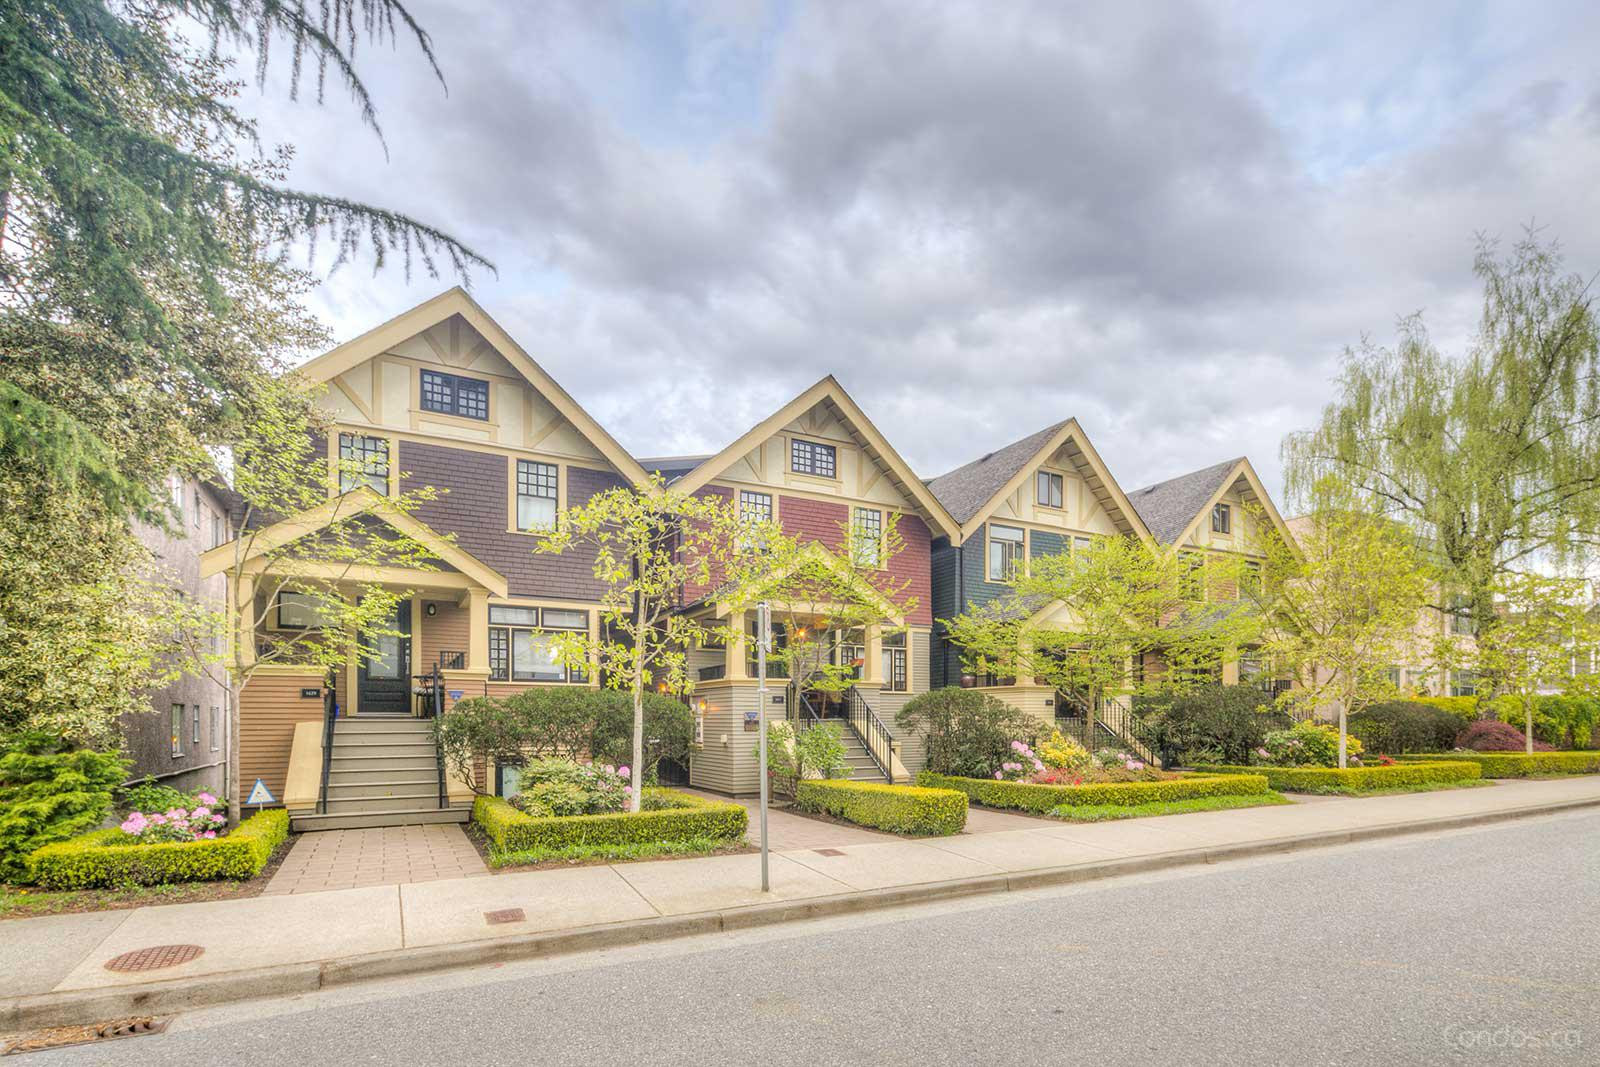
[1338,702,1348,769]
[1526,695,1536,757]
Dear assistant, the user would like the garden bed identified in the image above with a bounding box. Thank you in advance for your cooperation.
[473,788,747,866]
[1192,761,1481,795]
[1391,751,1600,778]
[26,809,290,890]
[793,779,967,835]
[915,771,1271,814]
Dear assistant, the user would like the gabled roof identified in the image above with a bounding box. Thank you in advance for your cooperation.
[296,288,649,486]
[668,377,961,541]
[925,419,1154,545]
[701,540,907,625]
[1127,456,1294,551]
[198,487,509,597]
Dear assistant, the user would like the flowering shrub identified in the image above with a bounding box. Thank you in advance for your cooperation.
[1455,719,1554,752]
[1259,722,1363,767]
[1037,731,1091,771]
[1032,764,1167,785]
[993,739,1045,781]
[118,792,227,844]
[509,759,630,817]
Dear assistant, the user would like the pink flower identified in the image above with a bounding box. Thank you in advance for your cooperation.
[994,771,1003,779]
[120,813,147,835]
[196,792,217,806]
[203,830,217,839]
[149,813,167,825]
[617,766,630,779]
[191,806,211,820]
[1126,760,1145,771]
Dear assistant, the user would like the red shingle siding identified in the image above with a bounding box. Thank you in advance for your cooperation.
[886,513,933,626]
[681,486,734,604]
[399,440,625,600]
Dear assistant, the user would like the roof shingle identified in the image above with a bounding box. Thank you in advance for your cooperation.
[1125,457,1244,545]
[924,421,1070,525]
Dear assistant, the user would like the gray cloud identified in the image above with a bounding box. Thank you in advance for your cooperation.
[239,0,1600,508]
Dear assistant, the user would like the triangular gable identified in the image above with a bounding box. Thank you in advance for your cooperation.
[297,288,648,485]
[709,541,906,625]
[670,376,961,541]
[947,419,1154,547]
[1169,457,1296,556]
[199,486,509,597]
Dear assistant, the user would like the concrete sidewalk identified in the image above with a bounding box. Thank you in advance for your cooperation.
[6,776,1600,1032]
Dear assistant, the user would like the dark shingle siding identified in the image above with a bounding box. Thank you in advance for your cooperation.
[1029,530,1065,558]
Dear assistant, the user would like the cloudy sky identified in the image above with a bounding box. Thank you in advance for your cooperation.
[238,0,1600,505]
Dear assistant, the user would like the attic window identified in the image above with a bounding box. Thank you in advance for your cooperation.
[1036,471,1063,509]
[791,438,837,478]
[420,370,489,420]
[1211,503,1231,535]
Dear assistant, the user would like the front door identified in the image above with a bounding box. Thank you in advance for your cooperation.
[357,601,411,715]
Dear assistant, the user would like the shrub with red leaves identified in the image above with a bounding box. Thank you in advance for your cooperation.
[1455,719,1555,752]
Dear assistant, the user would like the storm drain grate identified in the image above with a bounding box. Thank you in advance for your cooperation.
[103,944,204,973]
[813,848,846,856]
[4,1017,169,1056]
[484,908,526,925]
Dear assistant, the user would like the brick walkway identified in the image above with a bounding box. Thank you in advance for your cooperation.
[263,824,488,895]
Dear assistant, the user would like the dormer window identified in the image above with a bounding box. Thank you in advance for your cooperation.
[790,438,837,478]
[1211,503,1231,535]
[420,370,489,420]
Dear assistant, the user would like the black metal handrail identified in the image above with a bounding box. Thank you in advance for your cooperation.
[843,686,895,784]
[789,684,825,731]
[428,664,448,808]
[317,670,337,815]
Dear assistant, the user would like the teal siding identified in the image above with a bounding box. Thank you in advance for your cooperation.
[1030,530,1066,558]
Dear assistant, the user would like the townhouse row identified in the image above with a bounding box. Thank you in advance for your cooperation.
[169,289,1309,826]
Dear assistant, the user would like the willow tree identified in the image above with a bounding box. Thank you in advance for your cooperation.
[1284,231,1600,701]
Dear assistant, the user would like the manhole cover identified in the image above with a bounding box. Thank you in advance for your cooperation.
[103,944,204,973]
[484,908,526,925]
[813,848,845,857]
[3,1017,169,1055]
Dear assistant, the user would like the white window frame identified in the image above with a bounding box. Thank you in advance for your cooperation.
[987,524,1025,582]
[515,460,559,532]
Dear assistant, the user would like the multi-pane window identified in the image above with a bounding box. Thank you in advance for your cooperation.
[516,460,559,531]
[790,438,837,478]
[488,605,588,683]
[987,524,1024,581]
[209,706,220,751]
[746,619,790,678]
[338,433,390,495]
[739,490,773,525]
[838,629,865,680]
[210,509,226,549]
[277,590,327,630]
[884,630,908,692]
[1036,471,1064,509]
[420,370,490,420]
[1451,670,1478,697]
[1179,552,1204,600]
[853,507,883,567]
[1448,595,1476,635]
[170,704,184,757]
[1211,503,1231,535]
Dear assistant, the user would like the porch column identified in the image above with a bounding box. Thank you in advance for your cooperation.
[1221,648,1240,686]
[233,574,257,669]
[410,595,424,678]
[467,589,490,674]
[863,622,884,685]
[727,609,748,681]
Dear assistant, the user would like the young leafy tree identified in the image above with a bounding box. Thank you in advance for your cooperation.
[1475,573,1598,755]
[1284,230,1600,699]
[1232,479,1434,766]
[533,477,775,812]
[945,536,1256,741]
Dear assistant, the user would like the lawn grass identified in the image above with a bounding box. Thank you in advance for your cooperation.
[1045,791,1293,822]
[486,835,752,870]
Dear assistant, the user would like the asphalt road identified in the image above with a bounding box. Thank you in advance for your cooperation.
[21,809,1600,1066]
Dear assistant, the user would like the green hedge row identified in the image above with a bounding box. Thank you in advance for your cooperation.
[1192,761,1481,794]
[474,788,747,852]
[1392,752,1600,778]
[914,771,1270,814]
[794,779,967,836]
[28,809,290,889]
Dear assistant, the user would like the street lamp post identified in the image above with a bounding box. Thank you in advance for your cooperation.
[756,600,771,892]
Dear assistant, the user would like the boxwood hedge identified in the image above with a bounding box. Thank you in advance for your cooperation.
[27,809,289,889]
[1392,751,1600,778]
[915,771,1270,814]
[474,787,746,852]
[1192,761,1481,794]
[794,779,967,835]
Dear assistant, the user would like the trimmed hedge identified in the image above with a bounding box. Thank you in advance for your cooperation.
[915,771,1270,814]
[1393,751,1600,778]
[474,787,747,853]
[794,779,967,836]
[28,809,290,889]
[1192,761,1481,794]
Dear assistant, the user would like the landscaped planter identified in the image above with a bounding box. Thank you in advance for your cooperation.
[1392,752,1600,778]
[1192,761,1481,794]
[27,809,289,890]
[473,788,747,853]
[794,779,967,835]
[915,771,1271,814]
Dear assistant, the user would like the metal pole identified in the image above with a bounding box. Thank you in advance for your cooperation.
[757,600,770,892]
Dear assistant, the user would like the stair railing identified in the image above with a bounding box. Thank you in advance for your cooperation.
[430,664,448,808]
[843,686,895,784]
[317,670,337,815]
[790,685,824,732]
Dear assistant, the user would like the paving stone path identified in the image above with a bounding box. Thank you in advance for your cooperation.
[263,824,488,895]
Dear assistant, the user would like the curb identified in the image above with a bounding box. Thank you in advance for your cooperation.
[7,793,1599,1032]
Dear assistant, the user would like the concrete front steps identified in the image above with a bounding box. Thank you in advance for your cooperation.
[837,725,889,783]
[290,716,470,832]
